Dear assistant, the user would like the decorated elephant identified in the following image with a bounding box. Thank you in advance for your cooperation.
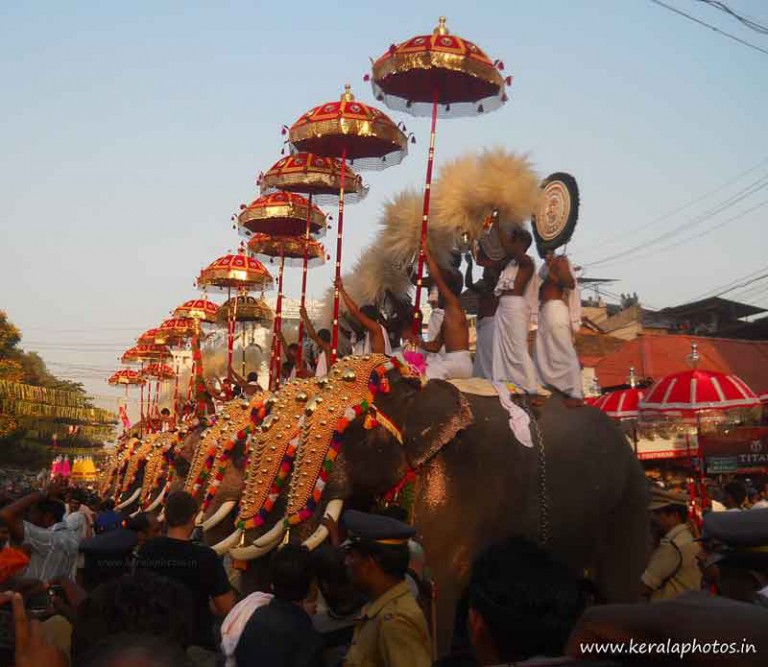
[209,355,648,651]
[114,437,154,513]
[136,431,179,513]
[191,395,265,546]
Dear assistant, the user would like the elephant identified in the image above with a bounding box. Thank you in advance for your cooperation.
[213,354,649,654]
[194,395,265,548]
[114,437,153,513]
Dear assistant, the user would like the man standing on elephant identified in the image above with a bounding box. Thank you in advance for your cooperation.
[535,251,583,398]
[341,510,431,667]
[418,246,473,380]
[491,224,539,392]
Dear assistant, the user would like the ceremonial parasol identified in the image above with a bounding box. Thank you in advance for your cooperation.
[120,345,172,434]
[238,192,327,237]
[138,328,163,347]
[108,369,145,387]
[196,248,273,291]
[216,294,274,377]
[639,369,760,422]
[593,387,646,420]
[196,249,273,377]
[259,152,367,369]
[248,233,327,388]
[173,298,220,416]
[288,84,408,362]
[639,345,762,526]
[370,16,508,324]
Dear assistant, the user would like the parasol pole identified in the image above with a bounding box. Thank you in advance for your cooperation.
[331,148,347,364]
[269,247,286,390]
[192,319,205,417]
[227,287,234,378]
[411,88,439,334]
[296,194,313,372]
[139,362,145,437]
[172,356,180,420]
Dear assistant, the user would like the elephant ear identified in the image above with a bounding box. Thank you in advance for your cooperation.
[403,379,473,469]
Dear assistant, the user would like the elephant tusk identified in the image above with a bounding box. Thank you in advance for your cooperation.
[210,528,244,556]
[201,501,237,532]
[157,510,166,523]
[129,509,140,518]
[251,519,287,548]
[302,499,344,551]
[116,487,142,510]
[194,510,205,527]
[229,535,283,561]
[144,488,166,513]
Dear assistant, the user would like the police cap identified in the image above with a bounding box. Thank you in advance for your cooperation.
[342,509,415,546]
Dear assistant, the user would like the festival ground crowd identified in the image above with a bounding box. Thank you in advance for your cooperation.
[0,472,766,667]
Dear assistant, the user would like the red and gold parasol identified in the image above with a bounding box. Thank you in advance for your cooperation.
[216,295,273,327]
[259,152,367,204]
[172,298,220,323]
[370,17,509,326]
[142,363,175,380]
[258,151,366,371]
[157,317,198,345]
[247,234,326,267]
[216,295,274,378]
[247,234,327,390]
[108,369,145,386]
[121,344,172,364]
[288,85,408,362]
[238,191,327,238]
[138,328,163,347]
[238,190,328,388]
[196,248,273,292]
[593,387,645,420]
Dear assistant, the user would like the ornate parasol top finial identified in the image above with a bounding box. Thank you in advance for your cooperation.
[687,342,700,368]
[341,84,355,102]
[433,16,449,36]
[628,367,637,388]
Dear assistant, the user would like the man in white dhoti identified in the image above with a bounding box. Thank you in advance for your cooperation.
[535,252,583,398]
[419,246,473,380]
[491,227,539,392]
[464,252,499,379]
[338,280,391,355]
[300,306,331,376]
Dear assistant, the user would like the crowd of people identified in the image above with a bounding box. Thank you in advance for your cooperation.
[0,472,766,666]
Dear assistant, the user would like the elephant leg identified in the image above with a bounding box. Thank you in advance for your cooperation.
[592,455,650,602]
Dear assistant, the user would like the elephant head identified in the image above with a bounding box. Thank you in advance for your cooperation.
[196,394,267,549]
[138,431,178,514]
[224,355,456,560]
[115,438,155,513]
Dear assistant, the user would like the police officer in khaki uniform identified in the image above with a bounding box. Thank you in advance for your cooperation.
[341,510,431,667]
[641,488,702,601]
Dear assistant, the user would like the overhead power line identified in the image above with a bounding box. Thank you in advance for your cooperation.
[583,173,768,268]
[687,262,768,302]
[590,156,768,249]
[693,0,768,35]
[649,0,768,56]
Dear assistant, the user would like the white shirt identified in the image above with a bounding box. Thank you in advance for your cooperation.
[65,510,89,542]
[23,521,79,581]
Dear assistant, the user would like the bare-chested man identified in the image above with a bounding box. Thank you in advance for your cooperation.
[337,279,391,355]
[535,252,583,398]
[418,246,472,380]
[465,250,499,379]
[300,305,331,376]
[491,226,539,392]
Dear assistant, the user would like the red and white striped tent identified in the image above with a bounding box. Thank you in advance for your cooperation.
[639,369,761,421]
[592,387,645,420]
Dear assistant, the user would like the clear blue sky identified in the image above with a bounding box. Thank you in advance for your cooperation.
[2,0,767,410]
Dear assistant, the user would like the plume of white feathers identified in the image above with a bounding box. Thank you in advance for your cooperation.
[318,147,540,326]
